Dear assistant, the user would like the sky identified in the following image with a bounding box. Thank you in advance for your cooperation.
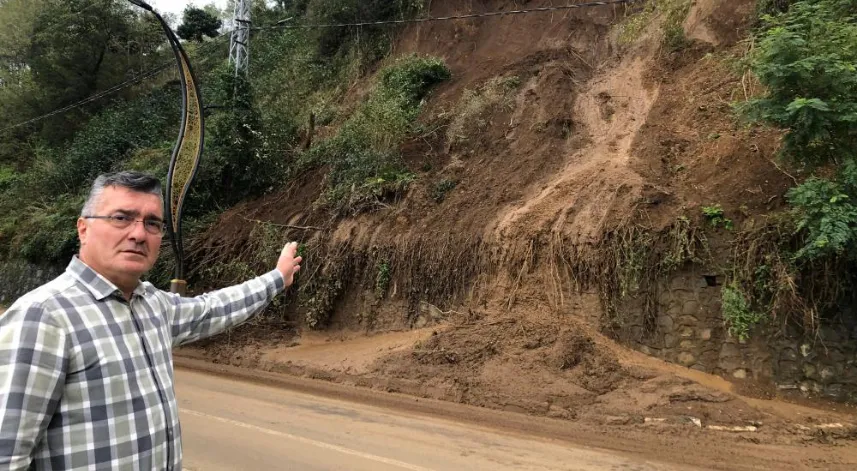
[148,0,230,17]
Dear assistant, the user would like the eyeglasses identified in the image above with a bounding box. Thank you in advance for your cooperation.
[84,215,166,235]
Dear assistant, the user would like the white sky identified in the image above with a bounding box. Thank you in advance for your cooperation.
[148,0,230,17]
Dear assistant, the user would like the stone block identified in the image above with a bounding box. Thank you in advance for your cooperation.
[799,381,822,395]
[818,327,843,343]
[780,348,798,362]
[719,343,741,360]
[778,360,799,378]
[664,334,678,348]
[824,349,846,364]
[820,366,836,384]
[657,315,675,331]
[824,384,845,400]
[698,329,712,341]
[803,363,817,380]
[678,352,696,367]
[677,315,699,326]
[733,369,748,379]
[678,327,695,338]
[682,301,701,316]
[679,340,696,350]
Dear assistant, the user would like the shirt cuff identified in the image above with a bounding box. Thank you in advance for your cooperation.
[261,269,286,295]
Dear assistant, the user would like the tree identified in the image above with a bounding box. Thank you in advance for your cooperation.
[177,7,222,42]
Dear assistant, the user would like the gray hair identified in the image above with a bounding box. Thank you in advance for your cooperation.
[81,171,164,217]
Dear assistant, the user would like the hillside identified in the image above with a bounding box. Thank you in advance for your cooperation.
[2,1,857,468]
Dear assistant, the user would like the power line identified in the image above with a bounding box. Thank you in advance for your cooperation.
[1,0,642,134]
[252,0,642,31]
[0,64,171,134]
[0,38,228,135]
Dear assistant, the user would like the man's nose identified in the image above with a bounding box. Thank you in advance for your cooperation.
[127,220,149,242]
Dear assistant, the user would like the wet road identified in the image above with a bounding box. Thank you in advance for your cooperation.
[176,369,687,471]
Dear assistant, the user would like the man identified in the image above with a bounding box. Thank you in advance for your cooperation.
[0,171,302,470]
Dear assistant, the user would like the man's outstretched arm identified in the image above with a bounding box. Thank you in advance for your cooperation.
[167,242,302,347]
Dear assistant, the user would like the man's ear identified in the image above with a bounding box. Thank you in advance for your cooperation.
[77,217,88,247]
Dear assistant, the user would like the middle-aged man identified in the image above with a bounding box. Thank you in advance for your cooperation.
[0,171,302,470]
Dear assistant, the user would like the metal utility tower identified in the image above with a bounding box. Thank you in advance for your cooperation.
[229,0,252,76]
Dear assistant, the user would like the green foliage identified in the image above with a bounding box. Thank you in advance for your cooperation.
[431,179,458,203]
[618,0,692,50]
[177,6,222,42]
[756,0,795,17]
[5,0,169,143]
[739,0,857,166]
[193,67,286,215]
[306,0,425,59]
[446,75,520,147]
[1,194,84,265]
[304,55,450,214]
[787,160,857,260]
[721,283,765,341]
[702,204,734,230]
[374,259,391,298]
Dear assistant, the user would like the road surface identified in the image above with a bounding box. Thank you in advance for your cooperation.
[176,369,690,471]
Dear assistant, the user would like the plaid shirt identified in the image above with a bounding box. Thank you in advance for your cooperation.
[0,257,285,470]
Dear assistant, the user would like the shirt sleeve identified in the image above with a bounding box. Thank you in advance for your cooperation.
[166,269,286,347]
[0,304,68,470]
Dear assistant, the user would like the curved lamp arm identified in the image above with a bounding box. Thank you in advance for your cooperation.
[127,0,204,295]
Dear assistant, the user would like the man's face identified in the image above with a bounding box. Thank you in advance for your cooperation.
[77,186,164,287]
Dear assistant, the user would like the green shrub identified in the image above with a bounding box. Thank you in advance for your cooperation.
[3,193,84,265]
[306,0,425,58]
[304,55,449,214]
[702,204,733,230]
[739,0,857,166]
[618,0,692,50]
[721,283,765,341]
[787,160,857,260]
[431,178,458,203]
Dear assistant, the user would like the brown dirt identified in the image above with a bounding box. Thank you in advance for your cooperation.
[182,1,857,467]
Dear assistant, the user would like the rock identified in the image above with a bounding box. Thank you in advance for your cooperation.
[678,352,696,367]
[824,384,845,400]
[800,344,812,357]
[682,301,701,316]
[604,415,633,426]
[719,343,741,360]
[677,315,699,326]
[688,417,703,428]
[707,425,757,432]
[664,334,678,348]
[678,327,695,338]
[820,366,836,383]
[800,381,821,395]
[679,340,695,350]
[657,315,675,331]
[803,363,817,379]
[778,360,799,377]
[780,348,798,362]
[819,327,843,343]
[698,329,712,341]
[732,369,748,379]
[644,417,667,424]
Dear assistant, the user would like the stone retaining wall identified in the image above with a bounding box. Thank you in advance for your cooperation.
[615,266,857,403]
[0,260,62,307]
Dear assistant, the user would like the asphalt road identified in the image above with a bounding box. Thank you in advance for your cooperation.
[176,369,687,471]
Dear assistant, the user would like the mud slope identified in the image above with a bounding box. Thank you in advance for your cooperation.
[183,1,857,466]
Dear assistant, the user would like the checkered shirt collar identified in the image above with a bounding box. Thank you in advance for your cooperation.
[66,256,150,300]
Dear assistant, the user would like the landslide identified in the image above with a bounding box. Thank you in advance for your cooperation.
[182,1,857,466]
